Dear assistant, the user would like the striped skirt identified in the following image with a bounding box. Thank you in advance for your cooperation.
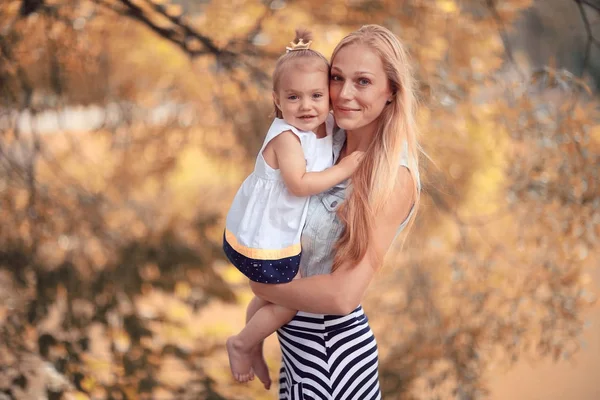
[277,305,382,400]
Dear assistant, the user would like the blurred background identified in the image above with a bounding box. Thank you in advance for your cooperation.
[0,0,599,399]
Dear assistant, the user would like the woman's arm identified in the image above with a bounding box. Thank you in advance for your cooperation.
[269,131,362,197]
[250,166,416,315]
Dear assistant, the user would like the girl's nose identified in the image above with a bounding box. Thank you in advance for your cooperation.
[300,98,310,110]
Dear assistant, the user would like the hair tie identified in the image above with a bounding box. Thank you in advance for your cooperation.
[286,38,312,53]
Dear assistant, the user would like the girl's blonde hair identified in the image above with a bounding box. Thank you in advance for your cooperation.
[272,29,330,118]
[331,24,421,271]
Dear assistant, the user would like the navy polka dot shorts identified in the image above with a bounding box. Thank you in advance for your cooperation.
[222,233,300,284]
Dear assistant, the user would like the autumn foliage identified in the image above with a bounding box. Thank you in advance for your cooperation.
[0,0,598,399]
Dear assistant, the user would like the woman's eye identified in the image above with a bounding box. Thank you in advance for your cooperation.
[358,78,371,85]
[331,75,343,82]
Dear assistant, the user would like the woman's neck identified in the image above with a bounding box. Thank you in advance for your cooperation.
[344,125,377,154]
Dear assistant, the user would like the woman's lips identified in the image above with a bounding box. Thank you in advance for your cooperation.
[335,106,359,114]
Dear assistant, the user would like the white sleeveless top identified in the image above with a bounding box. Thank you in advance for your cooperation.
[225,115,334,260]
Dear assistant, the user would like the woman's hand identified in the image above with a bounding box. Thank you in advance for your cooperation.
[250,166,416,315]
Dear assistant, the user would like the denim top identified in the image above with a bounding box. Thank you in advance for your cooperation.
[300,129,419,277]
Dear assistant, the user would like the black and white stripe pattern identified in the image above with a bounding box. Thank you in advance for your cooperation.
[277,306,382,400]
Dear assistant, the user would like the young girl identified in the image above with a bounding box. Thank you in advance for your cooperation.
[223,30,363,388]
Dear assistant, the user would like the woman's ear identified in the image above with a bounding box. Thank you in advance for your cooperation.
[386,91,397,105]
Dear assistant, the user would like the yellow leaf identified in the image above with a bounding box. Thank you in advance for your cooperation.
[65,392,90,400]
[437,0,457,14]
[167,302,191,322]
[81,376,96,392]
[165,4,182,17]
[221,264,247,285]
[113,329,131,353]
[175,281,191,299]
[590,125,600,145]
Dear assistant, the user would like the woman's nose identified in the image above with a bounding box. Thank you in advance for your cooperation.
[339,82,353,100]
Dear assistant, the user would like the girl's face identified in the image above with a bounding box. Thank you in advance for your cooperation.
[273,59,330,132]
[329,43,392,134]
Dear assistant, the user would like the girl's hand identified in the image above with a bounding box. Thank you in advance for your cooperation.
[338,151,365,178]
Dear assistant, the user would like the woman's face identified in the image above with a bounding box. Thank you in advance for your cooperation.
[329,43,393,134]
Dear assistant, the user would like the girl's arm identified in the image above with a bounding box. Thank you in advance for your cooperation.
[250,166,416,315]
[270,131,363,197]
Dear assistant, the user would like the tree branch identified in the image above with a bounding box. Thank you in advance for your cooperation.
[574,0,600,77]
[485,0,526,81]
[92,0,271,82]
[93,0,209,57]
[580,0,600,13]
[139,0,222,55]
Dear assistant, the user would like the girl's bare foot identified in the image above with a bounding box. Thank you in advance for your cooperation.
[250,342,271,390]
[226,336,254,382]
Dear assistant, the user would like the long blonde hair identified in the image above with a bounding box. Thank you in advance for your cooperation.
[332,25,421,271]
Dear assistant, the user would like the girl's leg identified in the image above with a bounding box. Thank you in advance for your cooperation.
[226,297,296,385]
[245,296,272,389]
[246,294,269,321]
[227,295,265,383]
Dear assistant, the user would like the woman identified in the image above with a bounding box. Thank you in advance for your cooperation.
[251,24,421,399]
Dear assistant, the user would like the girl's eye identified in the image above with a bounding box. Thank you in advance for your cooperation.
[313,93,323,99]
[288,95,298,100]
[358,78,371,86]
